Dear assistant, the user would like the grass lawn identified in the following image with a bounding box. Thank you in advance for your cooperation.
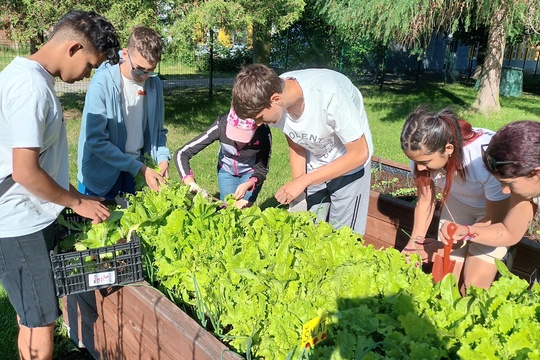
[59,77,540,207]
[361,77,540,162]
[1,76,539,357]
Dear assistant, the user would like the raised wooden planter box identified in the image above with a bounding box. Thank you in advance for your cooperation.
[363,189,438,251]
[62,158,540,359]
[62,283,241,360]
[365,158,540,283]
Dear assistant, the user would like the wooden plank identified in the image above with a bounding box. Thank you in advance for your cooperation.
[92,285,209,360]
[63,294,142,360]
[371,156,411,172]
[368,191,439,238]
[62,284,241,360]
[362,234,392,250]
[365,215,410,250]
[125,285,240,360]
[92,292,166,360]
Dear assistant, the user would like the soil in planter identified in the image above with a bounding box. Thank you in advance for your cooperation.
[370,167,417,202]
[370,165,540,242]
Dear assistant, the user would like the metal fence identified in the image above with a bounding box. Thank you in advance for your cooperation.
[2,35,538,95]
[0,40,235,94]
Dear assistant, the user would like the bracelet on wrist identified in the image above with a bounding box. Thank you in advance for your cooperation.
[410,236,424,243]
[461,225,475,241]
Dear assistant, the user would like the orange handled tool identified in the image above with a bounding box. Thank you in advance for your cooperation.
[432,223,457,283]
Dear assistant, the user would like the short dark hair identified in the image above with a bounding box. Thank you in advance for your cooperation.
[127,26,163,64]
[232,64,284,119]
[483,120,540,178]
[51,10,120,64]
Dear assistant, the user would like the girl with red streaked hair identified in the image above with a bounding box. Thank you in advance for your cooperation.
[400,106,510,293]
[440,120,540,283]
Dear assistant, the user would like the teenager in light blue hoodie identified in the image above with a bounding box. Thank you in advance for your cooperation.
[77,26,170,199]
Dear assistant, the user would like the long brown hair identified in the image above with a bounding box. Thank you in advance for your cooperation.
[400,106,481,204]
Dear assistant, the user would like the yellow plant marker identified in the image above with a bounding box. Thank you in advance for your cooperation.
[301,313,328,349]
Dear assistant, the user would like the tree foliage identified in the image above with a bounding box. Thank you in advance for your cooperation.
[315,0,540,113]
[1,0,85,46]
[270,3,383,78]
[1,0,305,63]
[270,4,342,71]
[0,0,160,50]
[164,0,305,63]
[316,0,539,47]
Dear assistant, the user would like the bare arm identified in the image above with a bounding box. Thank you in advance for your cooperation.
[286,135,307,180]
[440,194,536,247]
[409,181,436,239]
[12,148,109,223]
[275,136,369,204]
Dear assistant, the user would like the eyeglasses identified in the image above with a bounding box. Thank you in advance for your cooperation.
[481,144,520,171]
[127,51,159,78]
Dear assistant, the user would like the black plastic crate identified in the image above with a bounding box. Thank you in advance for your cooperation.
[51,199,143,297]
[50,234,143,297]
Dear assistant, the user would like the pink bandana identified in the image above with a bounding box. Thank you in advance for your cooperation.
[226,109,257,143]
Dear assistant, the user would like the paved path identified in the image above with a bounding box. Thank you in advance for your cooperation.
[55,77,235,94]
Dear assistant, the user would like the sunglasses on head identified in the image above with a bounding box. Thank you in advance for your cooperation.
[481,144,520,172]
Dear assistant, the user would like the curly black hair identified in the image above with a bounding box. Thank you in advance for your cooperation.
[52,10,121,65]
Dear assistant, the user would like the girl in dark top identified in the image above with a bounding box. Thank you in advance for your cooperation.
[174,108,271,208]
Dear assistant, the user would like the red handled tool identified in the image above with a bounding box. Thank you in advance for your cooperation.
[432,223,457,283]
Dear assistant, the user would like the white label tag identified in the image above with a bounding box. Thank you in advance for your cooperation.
[88,270,116,287]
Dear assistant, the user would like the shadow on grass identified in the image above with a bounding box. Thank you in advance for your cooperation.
[358,74,540,124]
[499,91,540,116]
[58,86,233,135]
[359,78,472,124]
[258,195,281,210]
[164,87,231,132]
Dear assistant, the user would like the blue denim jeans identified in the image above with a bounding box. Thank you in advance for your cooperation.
[78,172,135,200]
[217,168,261,202]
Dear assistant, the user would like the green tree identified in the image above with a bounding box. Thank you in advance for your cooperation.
[270,4,343,71]
[269,4,382,80]
[0,0,81,52]
[316,0,540,114]
[0,1,160,52]
[165,0,305,64]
